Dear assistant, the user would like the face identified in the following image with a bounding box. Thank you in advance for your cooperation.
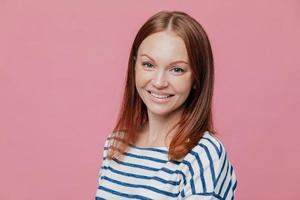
[135,31,194,118]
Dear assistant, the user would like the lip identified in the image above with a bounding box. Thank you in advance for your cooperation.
[146,90,174,103]
[146,90,174,96]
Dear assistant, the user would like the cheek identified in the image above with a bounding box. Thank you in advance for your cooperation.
[135,68,151,87]
[171,75,193,94]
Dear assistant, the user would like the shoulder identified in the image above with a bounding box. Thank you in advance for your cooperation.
[179,131,227,175]
[197,131,225,160]
[184,131,225,164]
[103,131,125,147]
[101,131,127,159]
[178,131,237,198]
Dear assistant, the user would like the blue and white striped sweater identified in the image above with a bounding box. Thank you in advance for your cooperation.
[95,131,237,199]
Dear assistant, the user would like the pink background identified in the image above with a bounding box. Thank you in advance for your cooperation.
[1,0,299,199]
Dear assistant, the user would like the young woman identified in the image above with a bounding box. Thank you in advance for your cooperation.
[95,10,237,200]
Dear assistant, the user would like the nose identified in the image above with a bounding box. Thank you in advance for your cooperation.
[151,69,168,88]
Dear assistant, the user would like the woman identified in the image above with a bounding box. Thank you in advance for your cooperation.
[95,10,237,200]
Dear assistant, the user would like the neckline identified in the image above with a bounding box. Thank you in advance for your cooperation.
[129,131,211,150]
[130,144,168,150]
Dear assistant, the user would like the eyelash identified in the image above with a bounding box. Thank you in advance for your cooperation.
[141,62,185,73]
[142,62,154,68]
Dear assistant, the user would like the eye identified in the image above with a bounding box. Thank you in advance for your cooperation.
[171,67,185,74]
[142,62,154,69]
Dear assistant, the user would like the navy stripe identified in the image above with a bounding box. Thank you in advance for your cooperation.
[190,150,206,193]
[202,137,222,158]
[216,152,228,186]
[99,185,151,200]
[199,144,217,187]
[180,192,223,199]
[102,165,180,186]
[161,167,187,185]
[193,192,222,199]
[123,152,168,164]
[112,157,159,171]
[180,189,185,197]
[101,176,179,197]
[223,178,232,199]
[182,160,196,194]
[170,160,181,165]
[232,179,237,191]
[218,160,230,195]
[231,180,237,200]
[232,181,237,191]
[95,197,105,200]
[212,193,223,199]
[112,156,183,175]
[110,157,187,185]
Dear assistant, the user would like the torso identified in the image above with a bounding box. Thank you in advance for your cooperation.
[95,131,238,199]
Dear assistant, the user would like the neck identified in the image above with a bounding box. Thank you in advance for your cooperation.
[144,108,184,146]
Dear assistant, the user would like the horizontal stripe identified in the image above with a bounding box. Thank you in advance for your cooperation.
[101,176,179,197]
[102,165,180,186]
[107,157,188,186]
[193,192,222,199]
[123,152,168,163]
[96,131,237,199]
[111,157,162,171]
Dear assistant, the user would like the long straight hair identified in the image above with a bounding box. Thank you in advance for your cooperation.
[108,10,215,161]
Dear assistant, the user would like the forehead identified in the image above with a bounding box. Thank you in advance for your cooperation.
[137,31,189,63]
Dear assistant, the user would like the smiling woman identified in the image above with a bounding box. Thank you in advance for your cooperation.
[95,10,237,199]
[135,31,193,122]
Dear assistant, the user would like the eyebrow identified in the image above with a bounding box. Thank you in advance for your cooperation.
[140,54,189,65]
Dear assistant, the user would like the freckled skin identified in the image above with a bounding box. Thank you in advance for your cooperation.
[135,31,194,118]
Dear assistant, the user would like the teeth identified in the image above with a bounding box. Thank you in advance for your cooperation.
[150,92,172,99]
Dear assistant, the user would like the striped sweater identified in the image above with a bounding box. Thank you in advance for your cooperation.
[95,131,237,199]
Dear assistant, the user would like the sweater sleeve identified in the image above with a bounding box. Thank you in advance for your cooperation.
[179,137,237,200]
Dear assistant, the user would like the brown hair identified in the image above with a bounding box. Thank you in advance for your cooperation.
[107,10,215,161]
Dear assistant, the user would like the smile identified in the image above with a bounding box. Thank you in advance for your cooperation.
[147,90,174,102]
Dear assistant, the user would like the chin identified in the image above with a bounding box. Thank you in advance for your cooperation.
[146,105,181,117]
[148,109,171,116]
